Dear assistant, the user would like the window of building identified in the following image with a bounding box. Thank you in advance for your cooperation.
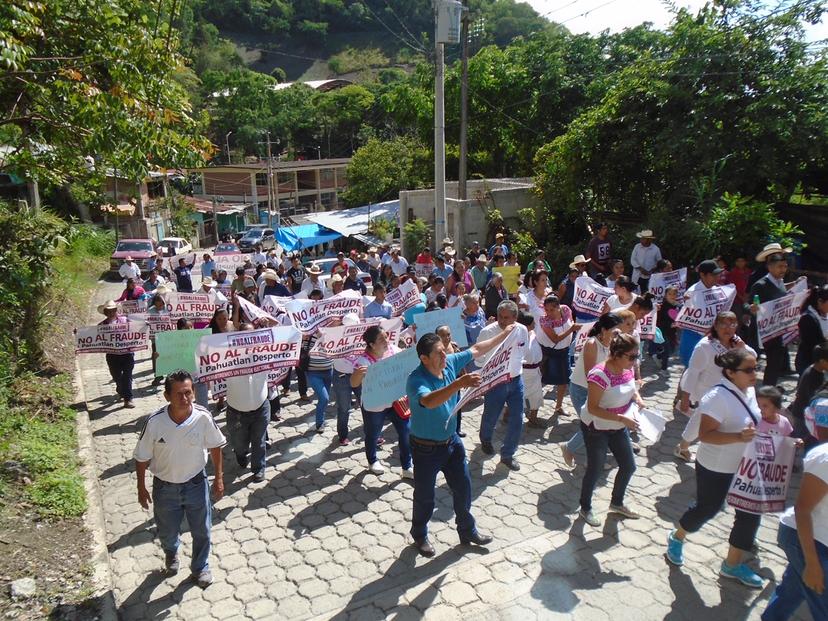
[255,172,268,186]
[146,180,165,199]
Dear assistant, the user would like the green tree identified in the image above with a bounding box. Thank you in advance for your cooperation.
[342,136,430,207]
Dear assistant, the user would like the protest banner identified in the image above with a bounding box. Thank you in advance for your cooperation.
[155,328,211,376]
[236,296,278,324]
[756,278,809,345]
[398,326,417,349]
[210,367,290,400]
[127,312,174,337]
[638,308,657,341]
[573,276,615,317]
[674,284,736,335]
[116,299,147,315]
[413,306,469,347]
[311,317,403,359]
[497,266,522,295]
[573,320,597,357]
[414,262,434,278]
[362,347,420,411]
[75,320,150,355]
[213,253,247,275]
[284,290,363,335]
[196,326,302,383]
[386,279,421,317]
[164,292,222,322]
[634,407,668,443]
[262,295,293,316]
[648,268,687,304]
[727,434,797,514]
[169,251,202,274]
[453,330,519,414]
[216,282,232,298]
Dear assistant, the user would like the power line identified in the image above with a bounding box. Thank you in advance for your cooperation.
[362,2,427,54]
[382,0,425,51]
[539,0,582,19]
[558,0,623,26]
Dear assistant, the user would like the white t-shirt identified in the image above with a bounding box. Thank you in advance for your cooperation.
[581,363,636,431]
[570,337,610,388]
[695,379,760,473]
[780,443,828,546]
[523,332,543,365]
[225,372,269,412]
[133,404,226,483]
[630,243,662,283]
[300,277,328,297]
[119,262,141,280]
[605,294,632,311]
[524,289,549,320]
[389,257,409,276]
[250,252,268,266]
[474,322,528,378]
[681,338,756,404]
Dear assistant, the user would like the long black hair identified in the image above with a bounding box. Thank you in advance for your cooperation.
[588,312,624,338]
[802,284,828,313]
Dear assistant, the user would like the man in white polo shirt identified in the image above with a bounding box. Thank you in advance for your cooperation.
[134,370,225,588]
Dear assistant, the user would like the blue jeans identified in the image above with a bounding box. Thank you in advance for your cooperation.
[410,435,476,541]
[763,524,828,621]
[679,330,704,366]
[307,369,332,427]
[226,400,269,474]
[152,472,211,574]
[579,422,636,512]
[332,371,353,440]
[362,406,412,468]
[566,382,588,454]
[193,381,209,409]
[480,376,524,459]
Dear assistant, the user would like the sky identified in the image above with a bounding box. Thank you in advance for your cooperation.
[524,0,828,41]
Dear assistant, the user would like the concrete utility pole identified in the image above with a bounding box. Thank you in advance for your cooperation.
[266,132,274,230]
[225,131,233,165]
[458,0,469,201]
[434,17,447,248]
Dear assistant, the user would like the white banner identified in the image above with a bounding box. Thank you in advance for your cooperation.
[648,268,687,304]
[210,367,290,401]
[756,278,809,345]
[214,252,248,275]
[116,299,147,315]
[674,284,736,335]
[236,296,278,325]
[196,326,302,383]
[310,318,403,359]
[262,295,293,316]
[727,434,797,515]
[164,292,222,322]
[414,262,434,278]
[127,312,175,337]
[285,290,363,335]
[453,330,519,414]
[573,276,614,317]
[638,308,657,341]
[398,326,417,349]
[386,279,421,317]
[75,321,150,354]
[573,321,597,357]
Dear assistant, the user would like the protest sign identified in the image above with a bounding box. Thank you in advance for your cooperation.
[648,268,687,304]
[573,277,615,317]
[210,367,290,400]
[638,308,657,341]
[362,347,420,411]
[756,278,809,345]
[216,282,232,298]
[674,284,736,335]
[213,253,247,275]
[635,407,668,443]
[169,252,202,274]
[262,295,293,316]
[453,330,519,414]
[573,321,597,357]
[127,312,174,337]
[164,292,222,322]
[285,290,363,335]
[311,318,403,359]
[116,299,147,315]
[414,262,434,278]
[75,320,150,355]
[398,326,417,349]
[236,295,278,324]
[386,279,421,317]
[497,266,522,295]
[196,326,302,383]
[413,306,469,347]
[155,328,211,377]
[727,434,797,514]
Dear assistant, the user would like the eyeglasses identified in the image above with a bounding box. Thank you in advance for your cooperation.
[734,367,758,374]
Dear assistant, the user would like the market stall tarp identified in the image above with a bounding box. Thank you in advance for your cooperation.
[276,223,341,251]
[302,200,399,237]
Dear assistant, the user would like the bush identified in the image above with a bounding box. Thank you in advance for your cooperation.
[64,223,115,258]
[403,218,431,259]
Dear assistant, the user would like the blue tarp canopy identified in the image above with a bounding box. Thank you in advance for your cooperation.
[276,223,341,251]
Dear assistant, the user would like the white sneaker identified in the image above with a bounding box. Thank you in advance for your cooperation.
[401,467,414,479]
[369,461,385,474]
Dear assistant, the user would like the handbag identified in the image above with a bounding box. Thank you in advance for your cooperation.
[392,396,411,420]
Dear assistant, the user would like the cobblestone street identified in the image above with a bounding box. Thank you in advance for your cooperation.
[79,279,811,620]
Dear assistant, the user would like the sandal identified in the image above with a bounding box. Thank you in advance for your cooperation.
[527,418,546,429]
[673,444,694,463]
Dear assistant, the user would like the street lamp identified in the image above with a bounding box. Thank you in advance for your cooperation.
[316,145,321,160]
[225,131,233,165]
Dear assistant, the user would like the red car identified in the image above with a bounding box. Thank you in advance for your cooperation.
[109,238,157,276]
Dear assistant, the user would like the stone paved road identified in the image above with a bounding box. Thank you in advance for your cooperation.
[79,277,813,620]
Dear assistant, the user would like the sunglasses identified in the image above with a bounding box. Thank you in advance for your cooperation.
[734,366,758,374]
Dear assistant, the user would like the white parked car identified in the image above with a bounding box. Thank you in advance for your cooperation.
[158,237,193,257]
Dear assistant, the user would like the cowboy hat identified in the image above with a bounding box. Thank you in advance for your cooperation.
[330,274,343,284]
[307,263,322,275]
[262,269,279,281]
[441,237,454,245]
[201,277,217,288]
[97,300,118,314]
[756,242,793,262]
[495,232,504,239]
[477,254,488,263]
[569,254,592,270]
[154,284,174,296]
[636,229,655,239]
[367,247,378,253]
[444,247,456,256]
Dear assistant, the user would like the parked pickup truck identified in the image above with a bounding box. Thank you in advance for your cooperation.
[109,238,157,277]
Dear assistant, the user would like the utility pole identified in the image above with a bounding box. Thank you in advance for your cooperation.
[225,131,233,165]
[266,132,274,230]
[458,0,469,201]
[113,166,120,242]
[434,19,447,249]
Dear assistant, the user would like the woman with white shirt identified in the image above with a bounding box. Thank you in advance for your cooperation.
[578,333,644,527]
[601,275,636,313]
[536,295,581,417]
[524,271,551,320]
[666,348,765,589]
[674,311,755,462]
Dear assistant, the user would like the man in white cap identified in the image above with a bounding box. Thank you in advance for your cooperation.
[470,254,490,291]
[119,255,141,281]
[630,229,662,293]
[98,300,136,408]
[488,233,509,260]
[300,263,328,297]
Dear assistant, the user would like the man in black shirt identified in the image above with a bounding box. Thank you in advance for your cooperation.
[173,254,197,292]
[286,255,306,294]
[790,343,828,443]
[343,265,367,295]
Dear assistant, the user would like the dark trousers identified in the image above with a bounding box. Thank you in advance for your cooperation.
[763,337,788,386]
[362,406,412,469]
[579,422,636,512]
[637,277,650,293]
[679,461,761,551]
[226,400,270,474]
[410,435,476,541]
[105,353,134,401]
[281,367,308,397]
[658,339,674,370]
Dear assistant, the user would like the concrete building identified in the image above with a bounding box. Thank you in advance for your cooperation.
[98,171,174,240]
[399,178,536,256]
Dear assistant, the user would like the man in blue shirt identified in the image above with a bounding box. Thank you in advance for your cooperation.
[364,283,393,319]
[405,325,515,557]
[173,254,197,293]
[487,232,509,259]
[201,253,216,280]
[431,254,453,282]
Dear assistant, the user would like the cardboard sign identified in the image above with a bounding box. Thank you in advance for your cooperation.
[127,312,174,337]
[398,326,416,349]
[164,292,222,322]
[453,329,519,414]
[216,282,232,298]
[648,268,687,304]
[727,434,797,514]
[311,318,403,359]
[75,321,149,354]
[414,262,435,278]
[413,306,469,347]
[497,266,522,295]
[386,279,421,317]
[362,347,421,411]
[155,328,212,377]
[284,290,363,335]
[573,276,614,317]
[674,284,736,335]
[756,278,809,344]
[638,308,657,341]
[210,367,289,400]
[196,326,302,383]
[573,321,597,357]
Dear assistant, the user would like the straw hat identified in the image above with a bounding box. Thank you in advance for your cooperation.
[262,269,279,281]
[201,277,217,288]
[569,254,591,269]
[97,300,118,314]
[307,263,323,275]
[444,247,456,256]
[636,229,655,239]
[367,247,378,253]
[331,274,344,284]
[756,242,792,262]
[477,254,487,263]
[495,232,504,239]
[154,284,174,296]
[442,237,454,245]
[341,312,360,326]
